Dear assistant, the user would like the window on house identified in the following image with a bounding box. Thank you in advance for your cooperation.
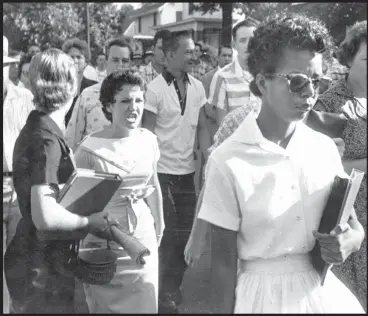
[176,11,182,22]
[153,13,157,26]
[138,17,142,33]
[189,3,193,15]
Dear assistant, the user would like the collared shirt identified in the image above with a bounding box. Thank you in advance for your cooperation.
[139,62,160,84]
[198,112,346,261]
[65,82,110,151]
[3,83,34,172]
[191,60,212,81]
[209,104,252,155]
[208,57,261,116]
[145,71,207,175]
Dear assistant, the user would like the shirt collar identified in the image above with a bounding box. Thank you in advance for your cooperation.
[27,110,64,139]
[162,69,191,86]
[230,111,304,156]
[234,57,253,81]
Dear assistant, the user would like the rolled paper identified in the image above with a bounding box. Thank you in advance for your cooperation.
[110,225,150,266]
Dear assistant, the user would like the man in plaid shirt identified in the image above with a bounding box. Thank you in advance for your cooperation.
[139,30,172,84]
[190,42,213,80]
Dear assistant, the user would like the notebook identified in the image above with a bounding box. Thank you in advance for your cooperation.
[57,168,122,216]
[310,168,365,285]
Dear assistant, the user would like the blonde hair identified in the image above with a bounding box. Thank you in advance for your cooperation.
[29,48,78,113]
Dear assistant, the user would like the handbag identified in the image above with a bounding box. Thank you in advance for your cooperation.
[305,109,348,139]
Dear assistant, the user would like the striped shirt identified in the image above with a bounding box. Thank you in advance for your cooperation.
[208,57,261,115]
[3,83,34,172]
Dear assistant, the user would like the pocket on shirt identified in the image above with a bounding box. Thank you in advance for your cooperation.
[179,109,199,146]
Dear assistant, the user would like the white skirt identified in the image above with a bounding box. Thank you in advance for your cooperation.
[235,254,364,314]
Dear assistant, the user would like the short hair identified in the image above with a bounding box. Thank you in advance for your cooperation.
[195,42,203,51]
[18,53,33,79]
[28,44,40,51]
[62,38,90,61]
[247,13,334,97]
[106,37,134,61]
[232,18,259,40]
[219,44,233,56]
[336,20,367,67]
[99,69,146,122]
[29,48,78,113]
[162,31,192,55]
[153,29,172,47]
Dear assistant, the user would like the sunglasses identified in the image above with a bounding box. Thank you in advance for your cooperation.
[265,73,321,95]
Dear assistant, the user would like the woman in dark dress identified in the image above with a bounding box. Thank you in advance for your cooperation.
[4,48,112,313]
[62,38,98,126]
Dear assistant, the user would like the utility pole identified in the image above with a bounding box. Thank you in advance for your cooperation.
[86,2,91,60]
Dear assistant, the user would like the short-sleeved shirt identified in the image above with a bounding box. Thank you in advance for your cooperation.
[13,110,75,224]
[208,57,261,116]
[145,70,207,175]
[65,82,110,151]
[198,112,347,261]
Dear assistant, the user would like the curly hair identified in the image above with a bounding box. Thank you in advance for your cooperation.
[29,48,78,113]
[62,38,90,61]
[247,13,334,97]
[99,69,146,122]
[17,53,33,79]
[336,20,367,67]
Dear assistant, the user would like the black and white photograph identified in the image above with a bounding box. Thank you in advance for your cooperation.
[3,2,367,314]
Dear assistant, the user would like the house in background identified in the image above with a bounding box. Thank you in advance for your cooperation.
[124,3,245,50]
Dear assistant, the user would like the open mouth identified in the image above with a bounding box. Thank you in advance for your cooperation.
[126,113,138,123]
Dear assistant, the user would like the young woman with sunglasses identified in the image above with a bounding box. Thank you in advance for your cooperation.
[197,13,365,313]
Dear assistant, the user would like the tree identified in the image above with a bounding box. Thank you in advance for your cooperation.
[189,2,367,47]
[2,2,134,59]
[190,2,232,46]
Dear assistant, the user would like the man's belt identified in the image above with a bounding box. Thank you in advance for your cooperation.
[3,172,13,177]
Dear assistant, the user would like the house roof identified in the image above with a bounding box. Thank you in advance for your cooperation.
[129,3,165,19]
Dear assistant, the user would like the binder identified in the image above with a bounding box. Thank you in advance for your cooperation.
[311,168,365,285]
[57,168,122,216]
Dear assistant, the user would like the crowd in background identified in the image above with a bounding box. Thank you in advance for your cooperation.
[3,10,367,315]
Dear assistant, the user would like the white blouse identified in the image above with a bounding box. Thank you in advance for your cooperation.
[198,112,347,261]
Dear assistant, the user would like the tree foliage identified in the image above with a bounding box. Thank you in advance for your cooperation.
[3,2,134,63]
[190,2,366,46]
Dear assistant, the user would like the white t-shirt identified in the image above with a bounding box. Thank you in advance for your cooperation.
[145,72,207,175]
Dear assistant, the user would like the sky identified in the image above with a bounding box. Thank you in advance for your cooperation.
[114,2,142,9]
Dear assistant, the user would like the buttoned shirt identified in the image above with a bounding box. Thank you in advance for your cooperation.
[198,112,347,261]
[208,57,261,116]
[139,62,160,84]
[65,82,110,151]
[145,70,207,175]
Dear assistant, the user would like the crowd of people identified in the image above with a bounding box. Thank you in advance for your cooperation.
[2,11,367,314]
